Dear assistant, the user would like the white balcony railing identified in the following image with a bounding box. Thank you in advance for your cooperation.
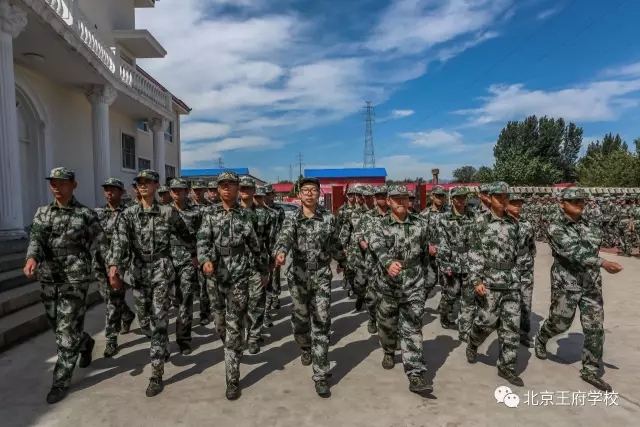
[41,0,171,114]
[120,61,172,111]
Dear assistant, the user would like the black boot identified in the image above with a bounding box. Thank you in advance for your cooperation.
[315,379,330,397]
[103,341,118,358]
[145,377,164,397]
[78,337,95,368]
[46,387,68,404]
[226,382,241,400]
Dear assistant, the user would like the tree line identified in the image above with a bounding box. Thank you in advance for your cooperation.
[450,115,640,187]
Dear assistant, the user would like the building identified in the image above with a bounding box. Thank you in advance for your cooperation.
[272,182,294,195]
[0,0,191,240]
[304,168,387,192]
[180,168,265,186]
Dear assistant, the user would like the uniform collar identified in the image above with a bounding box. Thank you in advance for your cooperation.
[296,205,325,221]
[50,196,80,210]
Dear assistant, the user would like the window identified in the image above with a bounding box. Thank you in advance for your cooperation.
[165,164,176,179]
[137,121,149,132]
[138,157,151,171]
[121,133,136,170]
[164,121,173,143]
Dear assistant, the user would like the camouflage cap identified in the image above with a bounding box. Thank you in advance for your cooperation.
[345,185,358,194]
[387,184,410,197]
[157,185,169,193]
[450,186,469,197]
[431,185,447,195]
[102,177,124,189]
[217,171,240,183]
[300,177,320,189]
[509,192,525,202]
[135,169,159,182]
[239,176,256,188]
[264,184,275,194]
[131,180,138,188]
[207,180,218,189]
[361,185,374,197]
[255,186,267,196]
[169,178,189,189]
[46,167,75,181]
[478,183,490,193]
[374,185,388,195]
[191,179,207,189]
[559,187,589,201]
[487,181,509,195]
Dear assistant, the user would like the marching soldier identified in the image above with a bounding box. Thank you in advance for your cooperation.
[157,186,172,205]
[366,184,433,394]
[24,167,103,404]
[207,180,221,204]
[420,185,447,297]
[535,187,623,392]
[265,184,286,312]
[273,177,346,396]
[190,179,212,324]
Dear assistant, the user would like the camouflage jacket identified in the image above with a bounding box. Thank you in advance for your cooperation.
[339,204,366,248]
[273,206,346,269]
[93,203,126,269]
[365,213,430,298]
[171,202,204,266]
[352,207,388,269]
[582,204,603,227]
[243,204,273,262]
[513,217,536,282]
[197,203,267,280]
[268,201,286,234]
[26,197,104,284]
[547,214,604,277]
[336,203,352,231]
[419,207,446,247]
[435,208,475,274]
[468,211,521,290]
[108,200,195,271]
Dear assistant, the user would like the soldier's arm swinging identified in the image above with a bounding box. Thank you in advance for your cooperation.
[329,215,347,268]
[273,216,295,259]
[25,207,48,264]
[196,214,216,270]
[366,228,394,272]
[467,221,487,291]
[547,221,605,268]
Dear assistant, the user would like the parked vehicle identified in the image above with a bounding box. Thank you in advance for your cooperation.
[273,201,300,219]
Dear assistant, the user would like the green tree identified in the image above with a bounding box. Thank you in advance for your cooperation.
[288,175,304,196]
[473,166,494,183]
[452,166,477,182]
[577,134,639,187]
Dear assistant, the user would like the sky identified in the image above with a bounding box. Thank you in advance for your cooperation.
[136,0,640,182]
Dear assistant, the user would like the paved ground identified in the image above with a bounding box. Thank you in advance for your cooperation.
[0,244,638,427]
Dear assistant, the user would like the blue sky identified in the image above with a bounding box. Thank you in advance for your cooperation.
[137,0,640,181]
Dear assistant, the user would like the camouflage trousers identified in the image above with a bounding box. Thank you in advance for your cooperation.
[198,271,211,320]
[619,227,634,256]
[437,272,465,323]
[174,262,198,347]
[377,288,427,377]
[97,277,135,343]
[246,272,267,344]
[287,264,332,382]
[210,278,249,385]
[124,268,150,332]
[425,261,443,297]
[520,275,534,335]
[354,264,377,322]
[469,288,521,374]
[343,266,356,292]
[458,279,478,339]
[267,266,282,308]
[41,282,93,388]
[537,286,604,376]
[131,259,174,379]
[207,275,226,336]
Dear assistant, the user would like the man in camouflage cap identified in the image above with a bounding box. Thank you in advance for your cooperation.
[465,181,524,387]
[506,191,537,348]
[535,187,623,392]
[190,180,213,326]
[420,185,447,298]
[157,185,172,205]
[365,184,433,394]
[264,183,286,312]
[340,183,367,300]
[198,170,268,400]
[107,169,196,397]
[94,178,136,358]
[254,185,277,328]
[24,167,104,404]
[207,180,221,205]
[191,179,210,207]
[477,183,491,213]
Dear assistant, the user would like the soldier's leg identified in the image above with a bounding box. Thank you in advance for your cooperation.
[206,276,226,340]
[199,272,211,324]
[467,290,501,356]
[130,271,152,335]
[246,272,266,350]
[273,265,282,303]
[223,279,249,399]
[353,265,368,310]
[309,270,332,384]
[365,280,378,325]
[175,264,197,352]
[536,289,580,347]
[495,290,521,375]
[457,276,477,342]
[41,283,91,390]
[520,278,534,341]
[424,262,438,299]
[97,278,118,344]
[289,269,312,352]
[120,283,136,333]
[578,287,605,378]
[398,293,427,379]
[376,294,400,364]
[344,267,356,297]
[437,273,460,328]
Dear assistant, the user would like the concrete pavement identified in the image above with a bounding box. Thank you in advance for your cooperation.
[0,244,638,427]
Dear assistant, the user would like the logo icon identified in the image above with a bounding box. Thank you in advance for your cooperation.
[495,386,519,409]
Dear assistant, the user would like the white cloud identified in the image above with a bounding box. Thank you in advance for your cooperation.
[181,122,232,141]
[456,81,640,126]
[391,109,415,118]
[181,136,281,167]
[401,129,464,149]
[603,61,640,78]
[536,7,561,21]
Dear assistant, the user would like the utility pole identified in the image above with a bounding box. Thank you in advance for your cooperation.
[297,152,304,178]
[364,101,375,167]
[217,157,224,168]
[289,164,293,182]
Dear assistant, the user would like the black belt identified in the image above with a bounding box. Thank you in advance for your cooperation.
[217,244,246,256]
[293,259,331,271]
[137,251,169,262]
[485,261,514,270]
[50,247,80,257]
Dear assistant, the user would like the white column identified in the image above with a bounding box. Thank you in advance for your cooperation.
[86,84,117,207]
[0,2,27,240]
[149,117,168,184]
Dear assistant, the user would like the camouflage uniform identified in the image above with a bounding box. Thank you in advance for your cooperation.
[108,169,196,395]
[273,178,346,394]
[157,186,171,205]
[26,167,103,399]
[435,186,476,338]
[337,188,357,292]
[348,185,377,311]
[239,180,273,350]
[94,178,136,354]
[419,185,447,296]
[168,178,203,352]
[535,187,611,391]
[466,182,523,386]
[266,184,286,310]
[616,200,634,256]
[509,193,537,346]
[366,185,432,392]
[190,179,212,324]
[339,185,367,299]
[197,171,267,399]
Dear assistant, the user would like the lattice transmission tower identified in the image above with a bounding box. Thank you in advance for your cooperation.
[363,101,375,167]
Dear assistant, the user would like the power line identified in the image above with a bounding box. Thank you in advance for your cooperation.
[289,164,293,182]
[297,152,304,177]
[217,157,224,168]
[364,101,375,167]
